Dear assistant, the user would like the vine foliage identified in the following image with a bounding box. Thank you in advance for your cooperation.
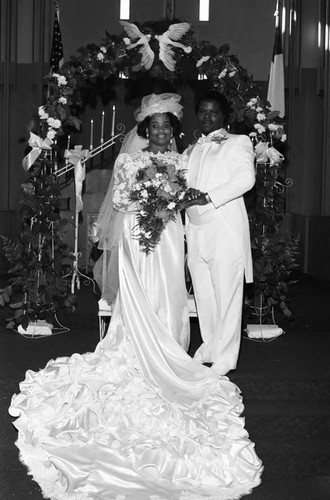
[0,18,299,328]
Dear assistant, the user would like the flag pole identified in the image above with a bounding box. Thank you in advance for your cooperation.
[275,0,279,28]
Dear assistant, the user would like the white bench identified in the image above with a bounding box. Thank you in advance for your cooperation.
[98,298,112,340]
[98,294,197,340]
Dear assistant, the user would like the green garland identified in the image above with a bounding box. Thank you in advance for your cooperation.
[0,157,71,329]
[0,18,299,328]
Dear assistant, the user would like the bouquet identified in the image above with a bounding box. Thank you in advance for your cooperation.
[130,157,187,254]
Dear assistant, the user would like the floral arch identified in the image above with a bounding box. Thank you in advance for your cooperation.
[42,19,285,142]
[1,19,298,331]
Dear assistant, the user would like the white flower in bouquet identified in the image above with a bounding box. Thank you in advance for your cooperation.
[47,117,61,129]
[57,75,67,86]
[254,123,266,134]
[38,106,49,119]
[247,97,258,107]
[218,68,227,79]
[196,55,210,67]
[52,73,67,86]
[129,156,188,254]
[47,129,56,140]
[256,112,266,122]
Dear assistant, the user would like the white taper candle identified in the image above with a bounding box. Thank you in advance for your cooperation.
[100,111,105,145]
[111,104,116,137]
[90,119,94,150]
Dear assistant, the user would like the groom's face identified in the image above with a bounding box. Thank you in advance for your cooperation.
[197,100,224,135]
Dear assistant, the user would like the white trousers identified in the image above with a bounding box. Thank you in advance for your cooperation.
[187,219,244,375]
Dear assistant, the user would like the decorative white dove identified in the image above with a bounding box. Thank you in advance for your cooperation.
[156,22,192,72]
[120,21,154,70]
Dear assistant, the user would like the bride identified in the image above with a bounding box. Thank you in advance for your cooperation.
[9,93,263,500]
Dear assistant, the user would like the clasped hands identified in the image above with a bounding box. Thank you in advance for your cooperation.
[182,188,210,208]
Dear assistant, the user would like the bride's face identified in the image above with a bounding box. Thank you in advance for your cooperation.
[147,113,173,149]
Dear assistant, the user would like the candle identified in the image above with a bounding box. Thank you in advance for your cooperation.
[54,139,58,172]
[64,135,71,171]
[90,119,94,150]
[100,111,105,145]
[111,104,116,137]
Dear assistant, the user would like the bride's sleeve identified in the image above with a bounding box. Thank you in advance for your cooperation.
[112,154,138,212]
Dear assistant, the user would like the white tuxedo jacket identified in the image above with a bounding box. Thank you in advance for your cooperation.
[185,130,255,282]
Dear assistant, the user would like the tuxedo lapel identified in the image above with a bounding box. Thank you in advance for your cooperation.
[196,143,213,189]
[187,143,200,184]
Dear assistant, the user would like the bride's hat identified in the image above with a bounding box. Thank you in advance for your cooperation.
[134,93,183,122]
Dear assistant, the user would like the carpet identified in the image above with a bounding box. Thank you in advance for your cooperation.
[1,272,330,500]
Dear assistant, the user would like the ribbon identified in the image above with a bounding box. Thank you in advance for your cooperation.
[64,146,90,213]
[255,142,284,166]
[265,146,285,165]
[22,132,53,171]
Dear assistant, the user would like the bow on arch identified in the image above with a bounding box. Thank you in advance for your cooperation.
[64,146,90,212]
[22,132,53,171]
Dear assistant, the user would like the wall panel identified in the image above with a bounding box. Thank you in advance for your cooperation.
[1,0,330,278]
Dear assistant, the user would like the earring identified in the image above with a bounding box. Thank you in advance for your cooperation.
[146,130,149,144]
[170,136,173,147]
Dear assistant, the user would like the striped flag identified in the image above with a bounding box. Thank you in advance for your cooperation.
[267,8,285,117]
[50,5,64,73]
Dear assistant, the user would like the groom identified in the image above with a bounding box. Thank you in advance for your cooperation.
[184,90,255,375]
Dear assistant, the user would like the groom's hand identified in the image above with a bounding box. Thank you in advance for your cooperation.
[182,189,210,207]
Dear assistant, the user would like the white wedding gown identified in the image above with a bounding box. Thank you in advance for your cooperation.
[9,151,262,500]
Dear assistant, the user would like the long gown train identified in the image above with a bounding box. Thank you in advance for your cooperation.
[9,213,263,500]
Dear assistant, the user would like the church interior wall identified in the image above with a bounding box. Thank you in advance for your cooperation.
[0,0,329,278]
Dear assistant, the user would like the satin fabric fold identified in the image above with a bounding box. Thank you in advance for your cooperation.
[9,211,262,499]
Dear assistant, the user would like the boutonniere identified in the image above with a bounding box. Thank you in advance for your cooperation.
[197,129,229,146]
[210,130,229,144]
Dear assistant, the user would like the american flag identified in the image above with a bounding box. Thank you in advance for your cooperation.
[50,6,64,73]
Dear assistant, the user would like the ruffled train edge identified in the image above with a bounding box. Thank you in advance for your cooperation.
[9,328,262,500]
